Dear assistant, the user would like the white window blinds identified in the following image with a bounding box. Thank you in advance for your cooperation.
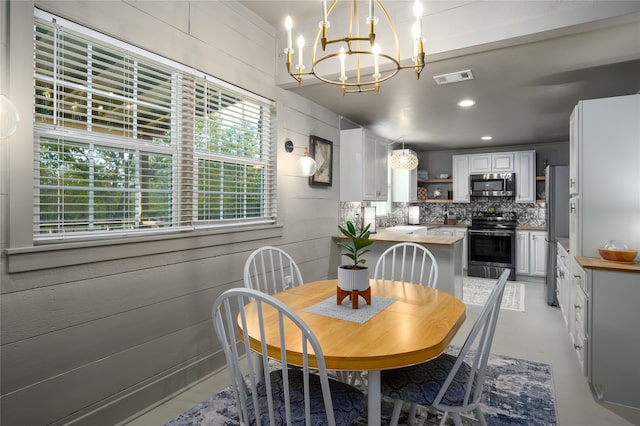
[33,10,276,241]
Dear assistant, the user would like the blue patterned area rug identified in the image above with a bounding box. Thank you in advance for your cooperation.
[166,349,557,426]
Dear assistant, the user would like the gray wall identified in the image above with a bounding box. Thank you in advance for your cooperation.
[0,1,342,424]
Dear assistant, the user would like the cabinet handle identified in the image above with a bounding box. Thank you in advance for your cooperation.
[570,178,575,188]
[574,344,583,351]
[574,304,582,310]
[570,203,576,213]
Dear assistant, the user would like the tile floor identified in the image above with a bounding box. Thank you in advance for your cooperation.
[126,280,640,425]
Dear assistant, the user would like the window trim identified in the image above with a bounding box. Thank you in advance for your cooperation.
[33,9,276,243]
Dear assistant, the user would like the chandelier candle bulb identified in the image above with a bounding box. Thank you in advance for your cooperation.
[297,36,304,69]
[339,47,347,81]
[413,0,423,39]
[412,23,420,59]
[369,0,374,21]
[285,16,293,52]
[321,0,328,25]
[373,44,380,77]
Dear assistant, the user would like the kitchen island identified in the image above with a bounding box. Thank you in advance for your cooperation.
[333,230,464,298]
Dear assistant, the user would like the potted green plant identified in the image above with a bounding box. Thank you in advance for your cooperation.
[337,220,374,291]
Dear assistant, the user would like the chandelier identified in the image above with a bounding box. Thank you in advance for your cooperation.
[283,0,426,95]
[390,137,419,170]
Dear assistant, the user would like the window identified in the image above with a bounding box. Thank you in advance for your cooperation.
[33,10,275,241]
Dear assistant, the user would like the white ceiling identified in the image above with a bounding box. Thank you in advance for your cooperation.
[239,1,640,150]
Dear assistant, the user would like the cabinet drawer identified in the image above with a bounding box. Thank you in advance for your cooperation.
[574,285,587,335]
[574,332,587,376]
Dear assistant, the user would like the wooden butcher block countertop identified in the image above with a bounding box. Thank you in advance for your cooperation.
[576,256,640,273]
[333,231,463,246]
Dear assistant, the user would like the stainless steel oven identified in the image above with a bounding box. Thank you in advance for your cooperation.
[468,211,516,280]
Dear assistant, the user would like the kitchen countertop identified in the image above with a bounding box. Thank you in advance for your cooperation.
[576,256,640,273]
[333,232,463,246]
[420,222,469,228]
[516,225,546,231]
[407,223,546,231]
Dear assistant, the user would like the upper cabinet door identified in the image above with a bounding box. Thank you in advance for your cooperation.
[340,128,389,202]
[569,105,580,196]
[515,150,535,203]
[469,154,491,173]
[452,155,470,203]
[469,153,515,173]
[491,152,515,172]
[363,133,388,201]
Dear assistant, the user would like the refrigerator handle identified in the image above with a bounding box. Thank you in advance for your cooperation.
[570,203,576,213]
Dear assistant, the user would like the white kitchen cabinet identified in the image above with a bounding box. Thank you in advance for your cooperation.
[514,150,536,203]
[569,94,640,257]
[556,242,572,329]
[469,152,515,173]
[530,231,547,276]
[428,226,468,270]
[451,155,470,203]
[577,259,640,409]
[516,231,530,275]
[340,128,389,201]
[391,150,417,202]
[516,230,547,277]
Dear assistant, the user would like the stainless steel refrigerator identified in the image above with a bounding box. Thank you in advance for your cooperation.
[545,165,569,306]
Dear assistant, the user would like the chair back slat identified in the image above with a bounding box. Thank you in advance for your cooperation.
[432,269,510,409]
[374,242,439,288]
[244,246,304,294]
[213,288,348,426]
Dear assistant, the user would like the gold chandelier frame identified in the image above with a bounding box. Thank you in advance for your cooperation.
[285,0,425,95]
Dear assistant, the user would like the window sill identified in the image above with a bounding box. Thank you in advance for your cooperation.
[5,224,283,273]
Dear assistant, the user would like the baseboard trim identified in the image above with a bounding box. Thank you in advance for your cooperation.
[52,350,227,426]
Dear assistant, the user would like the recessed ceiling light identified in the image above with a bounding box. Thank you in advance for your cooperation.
[481,135,493,141]
[458,99,475,107]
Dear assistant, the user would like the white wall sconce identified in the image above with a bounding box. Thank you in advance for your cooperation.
[285,138,317,177]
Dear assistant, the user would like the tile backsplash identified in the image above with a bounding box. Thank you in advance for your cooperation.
[340,200,545,230]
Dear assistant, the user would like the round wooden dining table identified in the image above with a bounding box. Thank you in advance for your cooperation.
[240,278,466,426]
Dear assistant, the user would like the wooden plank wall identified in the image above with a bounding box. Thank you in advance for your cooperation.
[0,1,342,424]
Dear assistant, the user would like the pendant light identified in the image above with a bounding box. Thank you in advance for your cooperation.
[389,137,418,170]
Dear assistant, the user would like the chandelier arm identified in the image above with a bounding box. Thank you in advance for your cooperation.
[324,36,372,49]
[312,50,400,88]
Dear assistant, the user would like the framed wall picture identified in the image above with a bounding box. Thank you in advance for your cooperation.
[309,135,333,187]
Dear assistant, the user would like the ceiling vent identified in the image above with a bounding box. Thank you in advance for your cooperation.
[432,69,474,85]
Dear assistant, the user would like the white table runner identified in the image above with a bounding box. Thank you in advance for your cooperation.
[303,295,396,324]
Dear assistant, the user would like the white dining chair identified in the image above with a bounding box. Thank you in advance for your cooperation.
[374,242,439,288]
[212,287,367,425]
[380,269,510,426]
[244,246,304,294]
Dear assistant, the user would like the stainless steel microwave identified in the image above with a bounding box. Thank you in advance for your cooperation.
[470,173,515,197]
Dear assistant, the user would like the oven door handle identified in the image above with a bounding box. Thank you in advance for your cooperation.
[468,230,514,237]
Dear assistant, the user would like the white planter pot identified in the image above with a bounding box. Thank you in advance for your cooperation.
[337,266,370,291]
